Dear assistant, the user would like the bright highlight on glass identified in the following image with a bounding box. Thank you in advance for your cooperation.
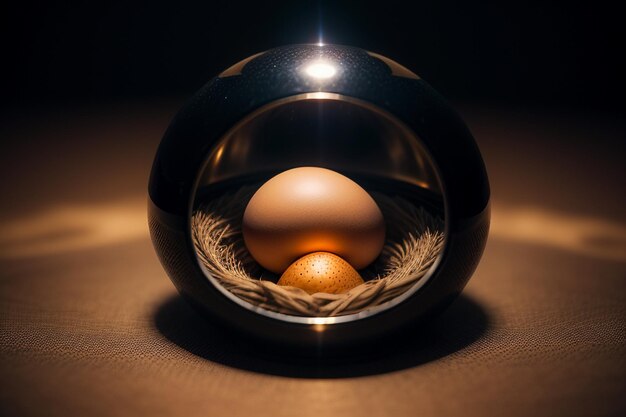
[304,61,337,79]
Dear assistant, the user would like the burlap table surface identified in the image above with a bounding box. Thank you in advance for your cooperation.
[1,102,624,417]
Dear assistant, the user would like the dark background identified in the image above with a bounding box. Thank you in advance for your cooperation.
[1,0,624,112]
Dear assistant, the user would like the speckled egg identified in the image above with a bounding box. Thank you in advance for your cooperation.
[278,252,364,294]
[242,166,386,273]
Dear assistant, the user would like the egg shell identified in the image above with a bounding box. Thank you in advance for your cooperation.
[278,252,364,294]
[242,166,386,273]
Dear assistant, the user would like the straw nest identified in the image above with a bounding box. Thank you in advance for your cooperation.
[191,185,444,317]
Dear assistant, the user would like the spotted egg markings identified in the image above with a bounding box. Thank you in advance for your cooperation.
[277,252,364,295]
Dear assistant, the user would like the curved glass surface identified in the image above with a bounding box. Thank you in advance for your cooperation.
[191,93,446,323]
[198,93,441,193]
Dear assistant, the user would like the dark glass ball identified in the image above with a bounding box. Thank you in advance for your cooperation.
[148,44,490,354]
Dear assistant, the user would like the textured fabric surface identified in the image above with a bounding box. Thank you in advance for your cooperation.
[0,102,624,417]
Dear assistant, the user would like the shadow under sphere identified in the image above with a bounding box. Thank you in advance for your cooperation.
[154,293,489,378]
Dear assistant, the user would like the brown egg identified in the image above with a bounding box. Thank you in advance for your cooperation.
[242,167,385,273]
[278,252,364,294]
